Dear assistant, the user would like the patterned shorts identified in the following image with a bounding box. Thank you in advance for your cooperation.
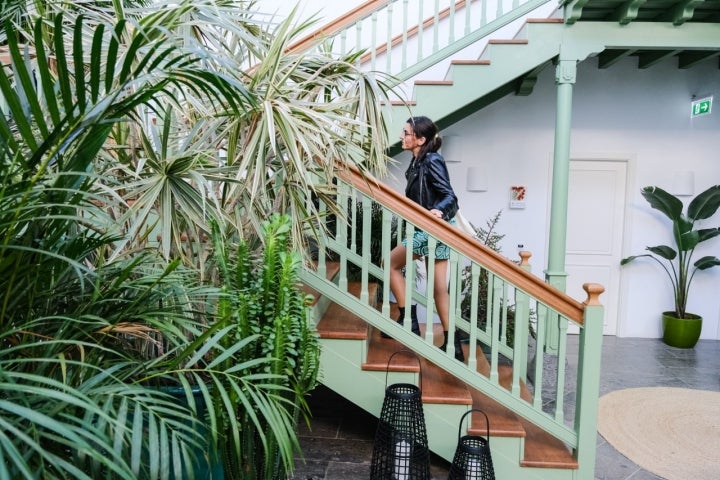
[402,217,456,260]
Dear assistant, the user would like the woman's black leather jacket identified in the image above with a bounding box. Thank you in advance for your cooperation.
[405,152,458,220]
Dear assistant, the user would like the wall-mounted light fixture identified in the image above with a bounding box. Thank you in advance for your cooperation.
[466,167,488,192]
[671,171,694,196]
[440,134,462,163]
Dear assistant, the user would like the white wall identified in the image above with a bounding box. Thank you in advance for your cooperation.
[388,57,720,340]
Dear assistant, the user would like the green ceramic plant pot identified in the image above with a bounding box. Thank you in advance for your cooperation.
[162,385,224,480]
[662,312,702,349]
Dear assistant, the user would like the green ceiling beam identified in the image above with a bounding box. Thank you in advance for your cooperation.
[598,48,636,68]
[678,49,720,68]
[613,0,647,25]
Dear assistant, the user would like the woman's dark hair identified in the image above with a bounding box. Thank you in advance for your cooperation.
[407,115,442,160]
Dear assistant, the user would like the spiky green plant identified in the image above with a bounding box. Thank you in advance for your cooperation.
[210,213,320,480]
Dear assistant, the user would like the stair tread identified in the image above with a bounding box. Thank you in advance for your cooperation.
[526,17,564,24]
[414,80,453,85]
[364,321,472,405]
[363,327,422,372]
[451,59,490,65]
[488,39,529,45]
[420,357,472,405]
[315,281,375,340]
[468,388,526,438]
[519,419,578,469]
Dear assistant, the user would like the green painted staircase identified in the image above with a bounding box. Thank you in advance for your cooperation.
[303,264,579,480]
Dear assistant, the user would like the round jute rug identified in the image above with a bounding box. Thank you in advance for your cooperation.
[597,387,720,480]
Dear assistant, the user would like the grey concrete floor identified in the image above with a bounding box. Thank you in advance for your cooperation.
[290,337,720,480]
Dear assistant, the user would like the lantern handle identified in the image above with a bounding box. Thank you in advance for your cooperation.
[384,349,422,389]
[457,408,491,442]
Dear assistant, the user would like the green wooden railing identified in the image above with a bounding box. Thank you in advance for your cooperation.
[299,165,604,477]
[290,0,553,83]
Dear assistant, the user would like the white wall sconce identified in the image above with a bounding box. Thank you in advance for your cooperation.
[466,167,488,192]
[440,134,462,163]
[671,171,694,196]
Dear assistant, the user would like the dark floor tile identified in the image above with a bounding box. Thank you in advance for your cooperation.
[323,461,371,480]
[289,458,328,480]
[298,415,341,439]
[298,437,375,464]
[594,440,643,480]
[337,412,379,441]
[625,470,665,480]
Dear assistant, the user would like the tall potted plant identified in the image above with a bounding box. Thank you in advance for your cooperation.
[621,185,720,348]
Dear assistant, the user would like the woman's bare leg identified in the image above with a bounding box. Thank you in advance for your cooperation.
[388,244,411,308]
[432,259,450,331]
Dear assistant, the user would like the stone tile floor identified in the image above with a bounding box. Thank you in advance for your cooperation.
[290,337,720,479]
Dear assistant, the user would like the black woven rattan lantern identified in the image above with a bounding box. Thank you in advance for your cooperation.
[447,409,495,480]
[370,350,430,480]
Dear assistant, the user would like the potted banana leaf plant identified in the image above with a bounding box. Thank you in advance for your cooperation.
[621,185,720,348]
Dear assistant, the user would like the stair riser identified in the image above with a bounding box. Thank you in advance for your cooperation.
[491,436,575,480]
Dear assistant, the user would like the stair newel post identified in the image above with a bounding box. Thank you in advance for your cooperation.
[574,283,605,479]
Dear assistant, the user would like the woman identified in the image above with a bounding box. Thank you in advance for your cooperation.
[385,116,464,362]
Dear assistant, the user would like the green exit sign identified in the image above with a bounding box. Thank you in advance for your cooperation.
[691,96,712,117]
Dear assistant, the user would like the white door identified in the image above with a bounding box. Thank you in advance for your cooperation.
[565,160,627,335]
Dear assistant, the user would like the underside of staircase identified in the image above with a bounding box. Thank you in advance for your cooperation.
[304,265,579,480]
[384,15,720,148]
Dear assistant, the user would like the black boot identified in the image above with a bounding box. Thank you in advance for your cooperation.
[381,306,406,339]
[381,306,421,338]
[440,330,465,362]
[409,305,421,336]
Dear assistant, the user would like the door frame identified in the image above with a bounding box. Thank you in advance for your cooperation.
[547,153,636,336]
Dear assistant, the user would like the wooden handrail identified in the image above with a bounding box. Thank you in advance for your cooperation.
[337,163,586,324]
[287,0,391,53]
